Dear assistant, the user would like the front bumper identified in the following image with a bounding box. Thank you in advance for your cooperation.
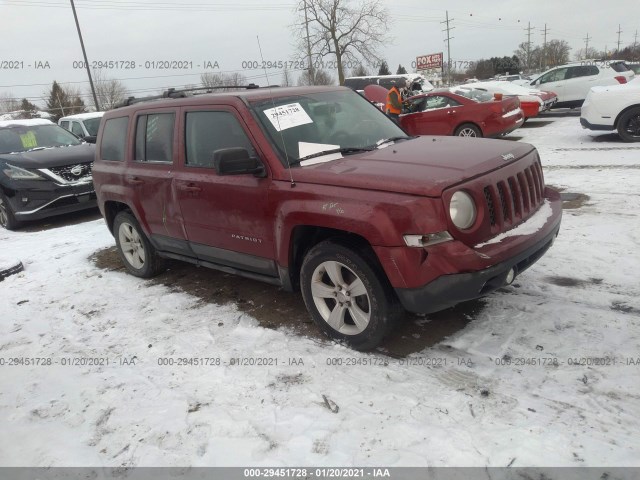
[4,179,97,221]
[374,187,562,314]
[394,219,560,313]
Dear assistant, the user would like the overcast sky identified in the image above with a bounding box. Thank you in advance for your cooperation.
[1,0,638,109]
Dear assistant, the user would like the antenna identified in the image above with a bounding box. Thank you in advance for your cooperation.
[257,35,296,188]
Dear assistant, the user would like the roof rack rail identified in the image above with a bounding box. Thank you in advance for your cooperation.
[117,83,279,107]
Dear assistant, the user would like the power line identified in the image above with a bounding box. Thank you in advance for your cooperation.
[441,10,454,85]
[525,22,535,73]
[583,32,591,59]
[541,23,549,70]
[616,24,623,52]
[2,0,293,11]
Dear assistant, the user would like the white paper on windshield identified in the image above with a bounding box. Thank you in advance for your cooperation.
[298,142,342,166]
[263,103,313,132]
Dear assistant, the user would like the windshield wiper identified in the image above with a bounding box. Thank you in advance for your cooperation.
[290,146,375,166]
[27,147,47,152]
[374,136,415,148]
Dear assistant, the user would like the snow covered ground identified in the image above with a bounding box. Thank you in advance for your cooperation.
[1,112,639,468]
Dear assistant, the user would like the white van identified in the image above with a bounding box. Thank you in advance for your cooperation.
[58,112,104,142]
[344,74,434,95]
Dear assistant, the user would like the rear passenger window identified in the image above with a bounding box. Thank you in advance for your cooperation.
[100,117,129,161]
[185,111,256,168]
[60,121,70,131]
[135,113,175,163]
[568,66,599,78]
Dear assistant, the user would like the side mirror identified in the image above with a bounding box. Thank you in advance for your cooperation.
[83,135,97,144]
[213,148,266,177]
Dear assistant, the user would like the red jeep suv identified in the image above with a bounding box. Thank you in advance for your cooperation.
[92,86,562,350]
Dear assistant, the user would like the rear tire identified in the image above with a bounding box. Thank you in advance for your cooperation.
[454,123,482,137]
[0,192,20,231]
[300,240,403,351]
[113,211,164,278]
[617,107,640,142]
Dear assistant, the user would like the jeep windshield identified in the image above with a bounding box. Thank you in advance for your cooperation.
[0,124,82,154]
[251,89,410,167]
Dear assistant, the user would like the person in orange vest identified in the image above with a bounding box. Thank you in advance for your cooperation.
[385,84,404,123]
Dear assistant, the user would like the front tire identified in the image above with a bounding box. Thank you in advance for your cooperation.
[0,192,20,231]
[113,211,164,278]
[617,107,640,142]
[454,123,482,137]
[300,240,403,351]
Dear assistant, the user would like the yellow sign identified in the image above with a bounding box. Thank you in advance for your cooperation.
[20,131,38,149]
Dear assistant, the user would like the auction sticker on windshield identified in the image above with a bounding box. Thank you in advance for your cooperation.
[20,132,38,149]
[263,103,313,131]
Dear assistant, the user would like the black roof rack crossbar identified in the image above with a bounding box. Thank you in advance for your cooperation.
[117,83,280,107]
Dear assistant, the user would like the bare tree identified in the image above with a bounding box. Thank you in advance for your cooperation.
[294,0,389,85]
[297,69,335,86]
[0,92,20,113]
[281,66,294,86]
[201,72,248,91]
[514,42,541,73]
[544,40,571,67]
[573,46,600,61]
[350,64,369,76]
[91,69,128,110]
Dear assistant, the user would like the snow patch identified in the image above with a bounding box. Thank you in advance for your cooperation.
[475,201,553,248]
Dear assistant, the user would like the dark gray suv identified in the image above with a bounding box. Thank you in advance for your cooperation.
[0,119,97,230]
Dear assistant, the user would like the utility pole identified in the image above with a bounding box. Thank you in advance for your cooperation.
[302,0,315,85]
[525,22,535,74]
[634,29,639,50]
[584,33,591,59]
[616,24,623,53]
[441,11,454,86]
[541,23,549,70]
[70,0,99,111]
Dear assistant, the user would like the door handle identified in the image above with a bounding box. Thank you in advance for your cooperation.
[126,176,144,186]
[177,183,201,193]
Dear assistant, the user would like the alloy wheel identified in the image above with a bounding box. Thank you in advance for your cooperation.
[118,222,146,269]
[310,260,371,335]
[458,127,478,137]
[624,114,640,138]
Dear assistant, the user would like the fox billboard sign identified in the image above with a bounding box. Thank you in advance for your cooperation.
[416,53,443,70]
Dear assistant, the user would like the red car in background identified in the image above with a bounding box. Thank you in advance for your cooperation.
[452,82,558,120]
[400,89,524,138]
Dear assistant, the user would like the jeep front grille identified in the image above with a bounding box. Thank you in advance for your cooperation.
[482,160,544,231]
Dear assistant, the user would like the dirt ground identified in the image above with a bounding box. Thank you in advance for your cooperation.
[90,246,482,357]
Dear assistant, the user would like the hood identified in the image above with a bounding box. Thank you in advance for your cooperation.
[0,143,95,169]
[288,136,535,197]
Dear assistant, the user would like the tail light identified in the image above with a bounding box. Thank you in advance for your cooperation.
[615,76,627,84]
[493,93,503,100]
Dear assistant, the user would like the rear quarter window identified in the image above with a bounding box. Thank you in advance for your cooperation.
[610,62,630,73]
[100,117,129,161]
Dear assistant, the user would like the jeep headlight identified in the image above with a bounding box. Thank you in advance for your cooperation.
[3,164,45,181]
[449,191,476,229]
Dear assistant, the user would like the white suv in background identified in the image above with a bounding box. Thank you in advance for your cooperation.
[529,60,634,108]
[580,76,640,142]
[58,112,104,143]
